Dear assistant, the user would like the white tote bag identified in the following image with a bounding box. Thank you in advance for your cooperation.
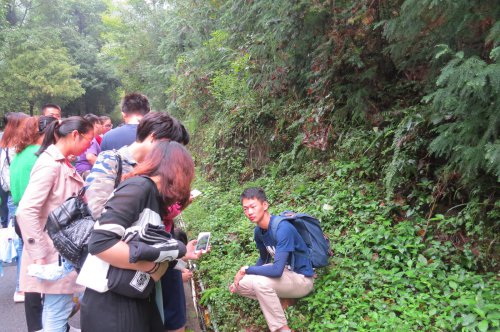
[0,148,12,192]
[0,224,18,263]
[76,254,110,293]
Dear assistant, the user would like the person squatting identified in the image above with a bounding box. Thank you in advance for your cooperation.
[4,94,313,332]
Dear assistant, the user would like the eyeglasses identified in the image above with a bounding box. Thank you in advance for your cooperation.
[79,134,93,144]
[104,123,113,128]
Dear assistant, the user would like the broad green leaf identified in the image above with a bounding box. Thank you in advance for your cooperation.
[477,320,488,332]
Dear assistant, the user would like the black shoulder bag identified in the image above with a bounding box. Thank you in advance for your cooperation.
[45,152,124,269]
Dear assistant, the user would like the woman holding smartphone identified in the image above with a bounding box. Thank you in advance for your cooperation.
[80,141,195,332]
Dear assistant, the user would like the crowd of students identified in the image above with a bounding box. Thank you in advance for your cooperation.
[1,92,315,332]
[1,93,205,332]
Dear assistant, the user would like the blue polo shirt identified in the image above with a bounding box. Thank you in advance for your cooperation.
[101,124,138,151]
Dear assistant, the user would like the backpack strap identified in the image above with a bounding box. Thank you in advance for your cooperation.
[114,150,123,189]
[267,215,300,270]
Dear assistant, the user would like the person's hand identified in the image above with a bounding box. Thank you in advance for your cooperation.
[181,268,193,282]
[229,283,237,293]
[149,261,169,282]
[183,239,202,261]
[229,266,247,293]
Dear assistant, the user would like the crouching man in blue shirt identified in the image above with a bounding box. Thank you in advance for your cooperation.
[229,187,314,332]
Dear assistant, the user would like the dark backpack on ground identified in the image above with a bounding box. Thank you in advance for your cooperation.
[269,211,333,268]
[45,154,123,269]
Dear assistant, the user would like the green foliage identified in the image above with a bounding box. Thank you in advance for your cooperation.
[0,0,118,115]
[3,0,499,327]
[424,48,500,182]
[383,107,429,198]
[383,0,497,72]
[183,161,499,331]
[58,0,120,115]
[0,28,84,114]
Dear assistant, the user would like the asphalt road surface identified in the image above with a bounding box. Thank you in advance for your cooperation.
[0,262,200,332]
[0,263,80,331]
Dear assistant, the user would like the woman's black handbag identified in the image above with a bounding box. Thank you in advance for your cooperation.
[45,188,95,269]
[107,266,155,299]
[45,154,123,269]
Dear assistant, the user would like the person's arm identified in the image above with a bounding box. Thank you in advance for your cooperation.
[230,251,289,291]
[246,251,289,277]
[96,240,168,281]
[85,140,100,166]
[84,151,120,219]
[246,222,296,277]
[88,179,168,280]
[86,153,97,166]
[16,160,57,263]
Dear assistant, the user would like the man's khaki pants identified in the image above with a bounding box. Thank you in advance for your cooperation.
[235,269,314,331]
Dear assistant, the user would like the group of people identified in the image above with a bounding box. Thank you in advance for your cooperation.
[1,92,316,332]
[1,93,204,332]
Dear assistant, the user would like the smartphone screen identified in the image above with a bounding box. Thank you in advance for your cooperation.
[195,232,210,252]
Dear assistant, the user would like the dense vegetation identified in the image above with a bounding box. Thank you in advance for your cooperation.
[1,0,499,331]
[0,0,119,116]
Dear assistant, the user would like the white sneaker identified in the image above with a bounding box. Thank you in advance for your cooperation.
[13,292,25,303]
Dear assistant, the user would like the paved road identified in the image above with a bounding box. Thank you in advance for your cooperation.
[0,262,200,332]
[0,263,31,331]
[0,263,80,331]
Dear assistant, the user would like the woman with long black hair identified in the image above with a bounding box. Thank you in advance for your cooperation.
[10,115,57,332]
[17,116,94,332]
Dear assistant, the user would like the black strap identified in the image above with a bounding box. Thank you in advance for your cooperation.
[4,148,10,166]
[114,152,123,189]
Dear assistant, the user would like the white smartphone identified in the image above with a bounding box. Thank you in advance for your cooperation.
[195,232,211,253]
[191,189,202,198]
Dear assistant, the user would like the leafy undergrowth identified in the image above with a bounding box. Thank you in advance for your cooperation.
[182,160,499,331]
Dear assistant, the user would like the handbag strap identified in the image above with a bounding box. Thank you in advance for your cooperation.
[114,151,123,189]
[78,186,87,197]
[4,148,10,166]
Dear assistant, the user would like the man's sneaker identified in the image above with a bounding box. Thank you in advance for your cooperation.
[13,291,25,303]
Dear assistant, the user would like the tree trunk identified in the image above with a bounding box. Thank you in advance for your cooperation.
[29,101,34,116]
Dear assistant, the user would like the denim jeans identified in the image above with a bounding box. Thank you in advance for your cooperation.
[42,294,74,332]
[14,236,23,292]
[8,198,22,292]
